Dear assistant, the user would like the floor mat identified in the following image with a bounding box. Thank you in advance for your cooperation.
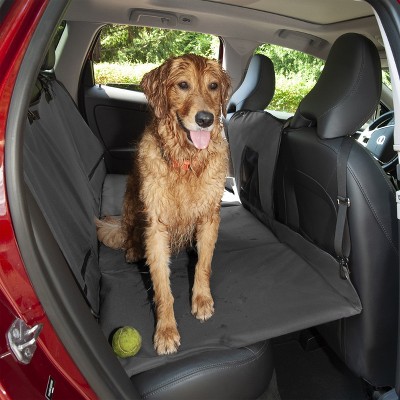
[273,338,367,400]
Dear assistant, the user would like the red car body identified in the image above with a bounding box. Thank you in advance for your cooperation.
[0,1,95,399]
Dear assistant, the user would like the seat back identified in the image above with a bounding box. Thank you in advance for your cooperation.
[229,111,283,223]
[24,46,107,314]
[227,54,283,222]
[275,33,398,386]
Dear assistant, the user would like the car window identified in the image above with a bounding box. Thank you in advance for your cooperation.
[93,25,220,92]
[382,68,392,90]
[53,21,66,48]
[255,44,324,115]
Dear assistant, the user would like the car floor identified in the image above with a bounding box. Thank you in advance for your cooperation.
[261,331,369,400]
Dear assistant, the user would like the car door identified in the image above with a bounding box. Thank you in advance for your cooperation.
[81,60,149,174]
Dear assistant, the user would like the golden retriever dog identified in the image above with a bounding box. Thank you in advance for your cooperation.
[97,54,231,355]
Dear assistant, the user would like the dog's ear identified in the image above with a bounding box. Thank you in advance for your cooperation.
[219,69,231,117]
[141,61,171,119]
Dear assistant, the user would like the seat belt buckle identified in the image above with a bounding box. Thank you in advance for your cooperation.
[337,196,350,207]
[338,257,350,280]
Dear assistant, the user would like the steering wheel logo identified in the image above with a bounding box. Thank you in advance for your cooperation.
[376,135,386,145]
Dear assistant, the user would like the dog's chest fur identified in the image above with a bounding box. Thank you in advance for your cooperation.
[138,132,228,250]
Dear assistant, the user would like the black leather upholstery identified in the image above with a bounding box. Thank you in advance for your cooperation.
[226,54,275,116]
[275,33,399,386]
[132,341,273,399]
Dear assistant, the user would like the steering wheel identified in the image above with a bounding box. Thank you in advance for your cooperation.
[362,110,396,172]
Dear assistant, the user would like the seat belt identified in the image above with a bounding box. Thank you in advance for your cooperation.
[334,136,353,280]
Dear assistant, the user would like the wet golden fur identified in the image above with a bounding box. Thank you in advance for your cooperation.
[96,54,230,355]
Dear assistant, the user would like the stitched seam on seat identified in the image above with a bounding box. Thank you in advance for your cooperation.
[348,165,398,253]
[293,169,337,215]
[359,145,397,196]
[319,139,397,253]
[140,341,270,398]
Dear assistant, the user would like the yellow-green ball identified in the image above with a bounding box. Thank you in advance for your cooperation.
[112,327,142,358]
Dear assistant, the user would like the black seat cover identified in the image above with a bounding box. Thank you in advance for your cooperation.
[275,33,398,386]
[225,53,275,183]
[27,43,275,399]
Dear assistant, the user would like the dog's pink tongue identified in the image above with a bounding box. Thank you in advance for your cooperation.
[190,131,211,149]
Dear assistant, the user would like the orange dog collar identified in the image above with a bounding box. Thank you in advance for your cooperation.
[172,159,190,171]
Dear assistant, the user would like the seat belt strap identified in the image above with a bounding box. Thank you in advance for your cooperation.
[334,136,353,279]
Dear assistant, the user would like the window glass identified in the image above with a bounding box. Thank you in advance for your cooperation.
[255,44,324,114]
[53,21,66,48]
[93,25,220,91]
[382,69,392,90]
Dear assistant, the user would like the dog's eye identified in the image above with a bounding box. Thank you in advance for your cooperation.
[209,82,218,91]
[178,81,189,90]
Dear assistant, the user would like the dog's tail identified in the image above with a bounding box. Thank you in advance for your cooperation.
[95,216,125,250]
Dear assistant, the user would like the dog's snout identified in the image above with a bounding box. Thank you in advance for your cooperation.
[195,111,214,128]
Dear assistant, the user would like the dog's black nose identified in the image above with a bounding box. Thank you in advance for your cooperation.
[195,111,214,128]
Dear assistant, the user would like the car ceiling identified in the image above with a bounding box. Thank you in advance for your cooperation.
[207,0,374,24]
[65,0,384,61]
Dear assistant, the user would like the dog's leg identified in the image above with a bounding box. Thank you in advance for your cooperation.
[191,212,220,321]
[145,221,181,355]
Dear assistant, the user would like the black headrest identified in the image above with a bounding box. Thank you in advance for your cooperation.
[41,41,56,71]
[290,33,381,139]
[226,54,275,114]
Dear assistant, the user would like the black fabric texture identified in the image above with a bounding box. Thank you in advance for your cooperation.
[228,110,283,222]
[101,174,128,216]
[99,205,361,376]
[24,85,102,313]
[240,146,262,210]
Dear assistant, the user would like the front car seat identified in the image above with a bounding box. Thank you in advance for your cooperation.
[274,32,399,387]
[226,53,275,120]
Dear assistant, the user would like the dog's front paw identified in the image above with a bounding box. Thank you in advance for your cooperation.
[192,294,214,322]
[154,324,181,355]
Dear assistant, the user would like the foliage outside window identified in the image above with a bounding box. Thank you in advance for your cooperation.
[255,44,324,113]
[93,27,390,115]
[93,25,328,114]
[382,69,392,89]
[93,25,220,91]
[54,21,66,48]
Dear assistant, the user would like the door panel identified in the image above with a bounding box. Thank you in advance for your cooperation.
[84,84,149,174]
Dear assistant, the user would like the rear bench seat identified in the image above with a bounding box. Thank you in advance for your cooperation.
[23,41,370,396]
[24,56,274,399]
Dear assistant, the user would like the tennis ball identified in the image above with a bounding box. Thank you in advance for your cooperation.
[112,327,142,358]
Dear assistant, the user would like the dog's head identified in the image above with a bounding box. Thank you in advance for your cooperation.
[141,54,231,151]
